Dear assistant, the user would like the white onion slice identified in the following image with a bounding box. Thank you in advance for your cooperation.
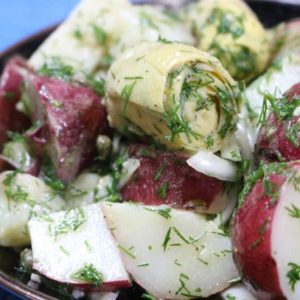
[187,151,238,182]
[117,158,140,189]
[218,187,238,224]
[235,119,255,161]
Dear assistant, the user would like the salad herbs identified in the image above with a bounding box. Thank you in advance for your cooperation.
[72,263,104,287]
[121,81,137,112]
[50,208,86,239]
[118,245,136,259]
[287,262,300,292]
[285,204,300,219]
[156,182,169,199]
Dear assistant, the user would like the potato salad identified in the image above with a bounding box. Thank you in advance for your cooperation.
[0,0,300,299]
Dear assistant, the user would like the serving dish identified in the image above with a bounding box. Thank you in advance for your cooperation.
[0,1,300,299]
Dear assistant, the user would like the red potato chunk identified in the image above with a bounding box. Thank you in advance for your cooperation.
[24,74,108,182]
[121,144,228,213]
[256,83,300,163]
[0,57,31,148]
[232,161,300,300]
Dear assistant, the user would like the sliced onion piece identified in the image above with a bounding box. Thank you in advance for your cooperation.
[187,151,238,182]
[118,158,140,189]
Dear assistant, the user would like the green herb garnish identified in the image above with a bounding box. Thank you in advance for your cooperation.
[50,208,86,238]
[121,81,137,112]
[38,57,74,81]
[287,262,300,292]
[286,204,300,219]
[156,182,169,199]
[72,263,103,287]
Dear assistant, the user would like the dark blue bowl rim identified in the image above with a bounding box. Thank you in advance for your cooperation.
[0,1,300,299]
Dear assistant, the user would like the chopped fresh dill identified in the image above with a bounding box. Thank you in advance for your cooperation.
[73,29,82,40]
[38,57,74,81]
[197,257,208,265]
[238,162,287,207]
[7,131,26,143]
[3,171,36,208]
[172,227,190,244]
[163,104,201,143]
[211,8,245,39]
[217,87,237,139]
[144,207,172,219]
[139,11,159,30]
[226,295,236,300]
[72,263,103,287]
[158,36,172,44]
[257,92,300,127]
[50,208,86,238]
[162,227,172,251]
[287,262,300,292]
[154,164,165,181]
[118,245,136,259]
[84,240,92,252]
[86,76,106,97]
[59,245,69,256]
[42,159,66,192]
[156,182,169,199]
[124,76,143,80]
[92,24,107,46]
[137,263,149,267]
[286,121,300,147]
[141,293,157,300]
[175,272,201,297]
[286,204,300,219]
[121,81,137,112]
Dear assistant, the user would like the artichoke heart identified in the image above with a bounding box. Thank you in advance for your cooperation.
[185,0,270,81]
[106,43,240,154]
[29,0,194,74]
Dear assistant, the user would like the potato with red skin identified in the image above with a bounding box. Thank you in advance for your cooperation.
[0,57,31,148]
[256,83,300,163]
[232,161,300,300]
[23,74,108,182]
[121,144,229,213]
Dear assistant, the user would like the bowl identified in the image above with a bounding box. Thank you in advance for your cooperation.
[0,1,300,299]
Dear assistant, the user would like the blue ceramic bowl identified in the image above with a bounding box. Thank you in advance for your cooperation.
[0,1,300,299]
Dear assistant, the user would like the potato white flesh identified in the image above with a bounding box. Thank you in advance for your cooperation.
[272,176,300,300]
[101,202,239,299]
[29,203,130,288]
[0,171,65,247]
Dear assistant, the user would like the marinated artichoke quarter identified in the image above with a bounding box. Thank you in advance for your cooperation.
[106,43,241,154]
[185,0,270,81]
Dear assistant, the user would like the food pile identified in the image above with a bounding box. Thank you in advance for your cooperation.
[0,0,300,299]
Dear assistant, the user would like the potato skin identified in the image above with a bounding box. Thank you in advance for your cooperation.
[256,83,300,163]
[0,57,31,149]
[121,144,224,212]
[231,163,294,299]
[24,74,108,182]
